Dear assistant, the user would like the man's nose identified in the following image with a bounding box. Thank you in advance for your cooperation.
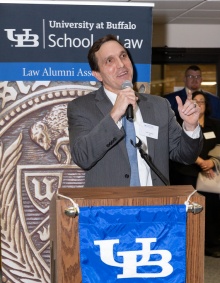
[116,58,124,68]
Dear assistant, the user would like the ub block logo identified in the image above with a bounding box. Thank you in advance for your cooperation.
[94,238,173,279]
[4,28,39,47]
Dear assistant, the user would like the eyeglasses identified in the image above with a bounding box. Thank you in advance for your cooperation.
[193,100,205,105]
[186,75,202,80]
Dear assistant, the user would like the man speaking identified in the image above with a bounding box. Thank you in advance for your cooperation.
[67,34,203,187]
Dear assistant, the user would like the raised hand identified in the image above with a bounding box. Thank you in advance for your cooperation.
[176,90,200,131]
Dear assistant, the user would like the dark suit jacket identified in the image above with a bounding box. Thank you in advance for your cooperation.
[67,86,203,187]
[165,88,220,121]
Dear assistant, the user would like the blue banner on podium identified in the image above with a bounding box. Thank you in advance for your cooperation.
[78,205,187,282]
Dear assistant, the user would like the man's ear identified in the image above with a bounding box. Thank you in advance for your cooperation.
[92,71,102,82]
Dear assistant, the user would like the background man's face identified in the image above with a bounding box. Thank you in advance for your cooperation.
[184,70,202,91]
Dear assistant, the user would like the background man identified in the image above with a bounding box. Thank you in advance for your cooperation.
[165,65,220,122]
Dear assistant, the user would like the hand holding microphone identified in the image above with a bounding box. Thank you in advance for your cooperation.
[110,80,137,123]
[121,80,135,121]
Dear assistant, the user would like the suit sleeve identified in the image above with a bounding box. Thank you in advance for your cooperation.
[67,98,125,170]
[166,98,203,164]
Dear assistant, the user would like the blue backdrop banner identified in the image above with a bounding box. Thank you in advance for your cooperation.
[79,205,187,283]
[0,2,153,82]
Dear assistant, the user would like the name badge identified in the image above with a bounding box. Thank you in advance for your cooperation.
[203,131,216,139]
[139,123,159,139]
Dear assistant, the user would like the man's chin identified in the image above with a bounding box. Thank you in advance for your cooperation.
[191,87,199,91]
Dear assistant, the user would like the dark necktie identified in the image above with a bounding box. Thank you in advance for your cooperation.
[123,117,141,186]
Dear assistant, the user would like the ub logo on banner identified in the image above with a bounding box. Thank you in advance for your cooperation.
[94,238,173,278]
[79,205,186,283]
[4,28,39,47]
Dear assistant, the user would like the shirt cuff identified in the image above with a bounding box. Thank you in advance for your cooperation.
[182,123,200,139]
[116,119,123,129]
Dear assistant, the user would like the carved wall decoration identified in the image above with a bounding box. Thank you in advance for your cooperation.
[0,80,98,282]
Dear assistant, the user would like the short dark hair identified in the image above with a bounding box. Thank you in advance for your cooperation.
[87,34,125,72]
[185,65,201,76]
[192,90,211,116]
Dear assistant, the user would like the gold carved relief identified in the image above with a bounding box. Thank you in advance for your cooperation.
[0,81,98,282]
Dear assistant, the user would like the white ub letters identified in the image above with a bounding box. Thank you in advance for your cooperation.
[94,238,173,279]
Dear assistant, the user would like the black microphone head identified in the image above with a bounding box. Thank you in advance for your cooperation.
[121,80,133,89]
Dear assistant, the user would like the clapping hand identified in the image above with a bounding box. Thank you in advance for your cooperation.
[197,157,215,179]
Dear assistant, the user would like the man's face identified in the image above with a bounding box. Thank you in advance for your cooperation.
[92,40,133,93]
[184,69,202,91]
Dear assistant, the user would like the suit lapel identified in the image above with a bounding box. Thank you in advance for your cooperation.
[95,87,113,116]
[138,94,156,161]
[95,87,129,161]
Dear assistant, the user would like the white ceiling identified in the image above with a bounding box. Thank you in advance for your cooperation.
[143,0,220,24]
[79,0,220,24]
[3,0,220,25]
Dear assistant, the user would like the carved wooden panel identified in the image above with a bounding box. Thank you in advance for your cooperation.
[0,81,98,283]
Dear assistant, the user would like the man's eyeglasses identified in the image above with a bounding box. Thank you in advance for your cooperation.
[186,75,201,80]
[193,100,205,105]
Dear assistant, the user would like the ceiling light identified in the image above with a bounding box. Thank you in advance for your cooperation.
[201,82,216,86]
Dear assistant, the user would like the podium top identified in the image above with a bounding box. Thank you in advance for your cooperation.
[58,185,196,200]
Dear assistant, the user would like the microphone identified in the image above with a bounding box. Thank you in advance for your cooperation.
[121,80,134,121]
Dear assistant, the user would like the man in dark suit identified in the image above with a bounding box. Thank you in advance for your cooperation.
[67,35,203,187]
[165,65,220,122]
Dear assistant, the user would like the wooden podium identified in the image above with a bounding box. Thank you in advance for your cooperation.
[50,186,205,283]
